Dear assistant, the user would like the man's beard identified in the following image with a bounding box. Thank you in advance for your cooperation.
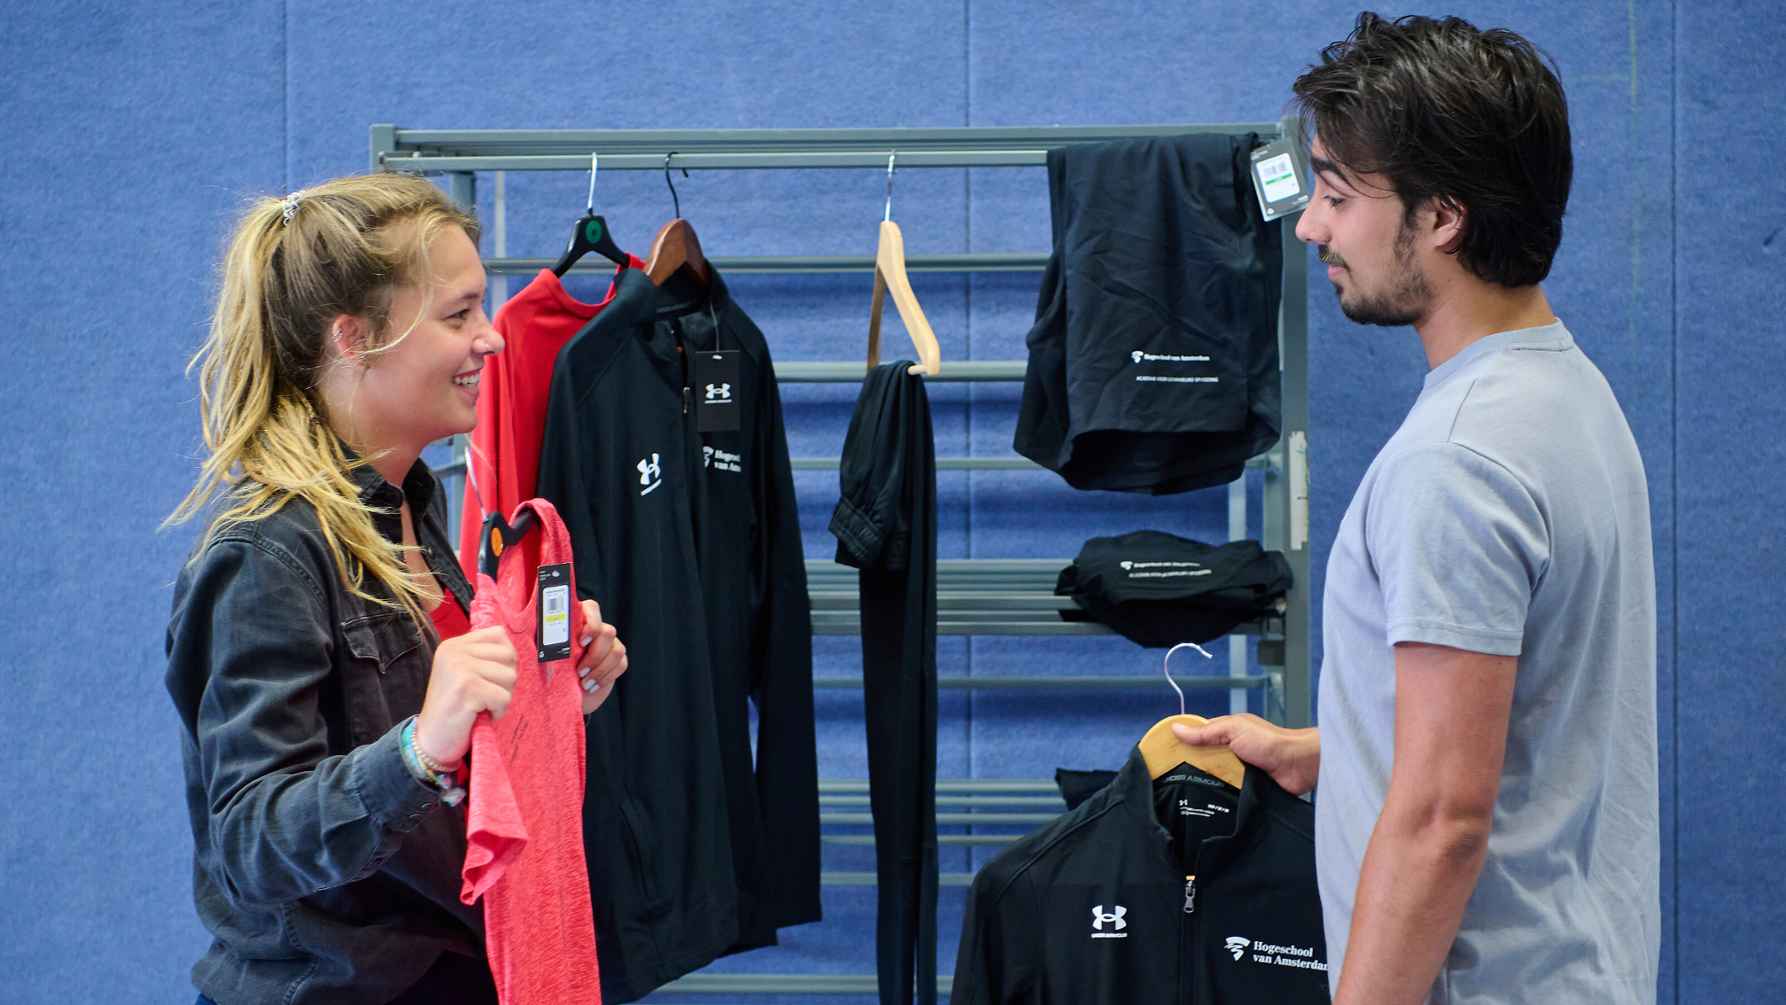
[1331,221,1429,327]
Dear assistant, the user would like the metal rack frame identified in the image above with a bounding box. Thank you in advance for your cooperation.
[375,122,1311,999]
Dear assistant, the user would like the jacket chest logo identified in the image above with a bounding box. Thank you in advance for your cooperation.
[702,446,744,474]
[1090,904,1128,939]
[637,453,664,495]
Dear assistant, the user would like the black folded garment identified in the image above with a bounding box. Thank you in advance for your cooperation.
[1056,530,1292,646]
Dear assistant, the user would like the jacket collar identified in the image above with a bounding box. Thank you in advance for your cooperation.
[1112,744,1274,873]
[339,442,438,536]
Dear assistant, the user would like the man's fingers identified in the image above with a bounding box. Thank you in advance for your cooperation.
[1172,721,1230,747]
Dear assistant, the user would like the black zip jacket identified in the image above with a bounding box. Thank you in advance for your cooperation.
[535,266,820,1001]
[165,459,493,1005]
[952,748,1328,1004]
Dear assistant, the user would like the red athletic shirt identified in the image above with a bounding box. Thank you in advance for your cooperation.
[458,499,600,1004]
[457,263,641,579]
[429,589,471,642]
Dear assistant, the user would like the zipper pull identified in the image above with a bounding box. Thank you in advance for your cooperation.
[1183,875,1196,915]
[682,385,691,415]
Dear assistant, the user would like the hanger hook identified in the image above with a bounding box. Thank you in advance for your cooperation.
[586,152,599,214]
[664,151,688,219]
[1162,642,1214,716]
[884,152,896,222]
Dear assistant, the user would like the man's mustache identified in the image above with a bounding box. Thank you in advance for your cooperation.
[1318,247,1347,268]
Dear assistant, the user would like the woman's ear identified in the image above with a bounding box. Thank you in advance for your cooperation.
[329,314,370,367]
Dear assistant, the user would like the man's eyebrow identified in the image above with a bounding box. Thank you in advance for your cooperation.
[1309,155,1354,190]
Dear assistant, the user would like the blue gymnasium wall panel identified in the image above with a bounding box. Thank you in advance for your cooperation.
[0,1,1741,1002]
[1675,1,1786,1000]
[0,2,287,1001]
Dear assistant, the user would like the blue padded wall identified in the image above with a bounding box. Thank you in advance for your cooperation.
[0,3,1775,1003]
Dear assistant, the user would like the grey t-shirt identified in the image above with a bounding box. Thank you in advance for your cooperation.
[1315,321,1659,1003]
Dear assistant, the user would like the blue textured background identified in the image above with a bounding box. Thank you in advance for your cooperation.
[1,2,1777,1002]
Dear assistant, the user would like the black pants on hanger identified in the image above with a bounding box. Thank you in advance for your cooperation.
[830,362,938,1005]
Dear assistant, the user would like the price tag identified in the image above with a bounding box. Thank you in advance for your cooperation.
[1249,138,1311,221]
[537,563,572,663]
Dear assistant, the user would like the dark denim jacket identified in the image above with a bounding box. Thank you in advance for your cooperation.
[165,459,486,1005]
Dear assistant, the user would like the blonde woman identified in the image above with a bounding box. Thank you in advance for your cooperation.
[165,173,628,1005]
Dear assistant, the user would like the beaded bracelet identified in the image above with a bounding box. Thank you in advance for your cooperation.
[400,716,466,807]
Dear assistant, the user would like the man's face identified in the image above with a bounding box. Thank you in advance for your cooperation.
[1294,137,1431,327]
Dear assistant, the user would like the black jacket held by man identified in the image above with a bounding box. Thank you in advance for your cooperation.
[166,460,494,1005]
[535,266,820,1001]
[952,748,1328,1004]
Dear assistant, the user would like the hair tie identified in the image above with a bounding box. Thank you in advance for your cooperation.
[281,192,303,226]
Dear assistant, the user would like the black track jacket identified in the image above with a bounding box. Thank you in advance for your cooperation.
[535,267,820,1001]
[952,748,1328,1004]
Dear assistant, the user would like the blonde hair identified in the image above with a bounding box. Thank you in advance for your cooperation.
[167,172,482,627]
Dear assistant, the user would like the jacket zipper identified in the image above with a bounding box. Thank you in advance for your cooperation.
[1182,875,1197,1004]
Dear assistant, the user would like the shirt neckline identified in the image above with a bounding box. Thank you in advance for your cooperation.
[1423,319,1573,393]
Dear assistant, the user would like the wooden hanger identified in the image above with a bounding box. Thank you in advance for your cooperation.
[866,154,941,377]
[646,154,711,288]
[645,217,709,287]
[1138,643,1246,789]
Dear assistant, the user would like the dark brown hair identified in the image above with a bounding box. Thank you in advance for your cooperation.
[1293,12,1572,287]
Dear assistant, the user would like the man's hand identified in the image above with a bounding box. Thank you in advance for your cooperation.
[1172,713,1320,796]
[575,598,628,715]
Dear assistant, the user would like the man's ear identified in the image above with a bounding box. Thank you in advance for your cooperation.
[1430,196,1468,256]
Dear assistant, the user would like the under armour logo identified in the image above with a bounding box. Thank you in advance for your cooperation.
[637,453,663,495]
[1120,560,1133,571]
[703,445,714,468]
[1131,350,1145,364]
[1225,937,1251,961]
[1090,905,1128,939]
[705,382,732,401]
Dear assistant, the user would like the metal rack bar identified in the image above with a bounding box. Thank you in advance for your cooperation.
[661,973,954,995]
[373,123,1285,172]
[825,811,1058,826]
[486,252,1049,275]
[820,779,1062,794]
[778,359,1027,382]
[823,794,1065,808]
[824,834,1020,847]
[811,674,1274,690]
[825,871,976,888]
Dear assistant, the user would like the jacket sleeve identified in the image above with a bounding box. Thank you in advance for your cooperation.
[535,361,607,605]
[165,537,441,906]
[951,867,1031,1004]
[749,344,822,926]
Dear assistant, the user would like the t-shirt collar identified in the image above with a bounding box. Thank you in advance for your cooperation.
[1423,318,1573,393]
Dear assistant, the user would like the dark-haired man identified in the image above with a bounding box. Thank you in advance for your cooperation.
[1179,13,1659,1004]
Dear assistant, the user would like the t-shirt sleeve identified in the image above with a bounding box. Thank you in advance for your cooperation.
[460,712,529,905]
[1368,442,1550,657]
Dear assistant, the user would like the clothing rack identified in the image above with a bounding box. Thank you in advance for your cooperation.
[375,122,1312,998]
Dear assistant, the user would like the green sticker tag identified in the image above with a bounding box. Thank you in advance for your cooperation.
[584,218,604,243]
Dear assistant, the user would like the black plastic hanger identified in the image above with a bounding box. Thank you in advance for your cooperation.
[478,507,539,579]
[551,152,630,277]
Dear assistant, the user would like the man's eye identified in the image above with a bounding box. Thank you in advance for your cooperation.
[1324,196,1345,209]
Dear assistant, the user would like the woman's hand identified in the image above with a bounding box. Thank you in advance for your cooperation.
[575,598,628,715]
[414,625,517,767]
